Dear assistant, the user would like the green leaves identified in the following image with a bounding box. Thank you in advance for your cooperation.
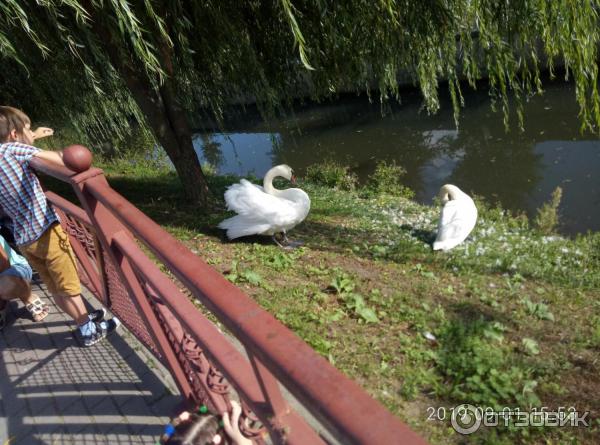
[482,322,507,343]
[241,270,262,285]
[279,0,314,70]
[263,251,296,271]
[522,298,555,321]
[225,260,262,286]
[344,293,380,324]
[5,0,600,160]
[521,338,540,355]
[330,273,379,324]
[330,274,355,295]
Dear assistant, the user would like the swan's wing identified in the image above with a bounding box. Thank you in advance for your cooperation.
[277,188,311,213]
[436,201,461,241]
[218,214,275,239]
[223,179,299,225]
[223,180,264,214]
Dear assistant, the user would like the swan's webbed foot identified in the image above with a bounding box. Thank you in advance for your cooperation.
[272,232,303,249]
[284,239,304,249]
[282,232,304,248]
[272,233,288,248]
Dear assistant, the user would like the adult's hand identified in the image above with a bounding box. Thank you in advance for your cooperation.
[32,127,54,140]
[222,400,253,445]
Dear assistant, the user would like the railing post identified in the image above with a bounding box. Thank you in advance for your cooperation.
[58,149,202,405]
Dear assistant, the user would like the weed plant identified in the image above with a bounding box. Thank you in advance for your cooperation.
[534,187,562,234]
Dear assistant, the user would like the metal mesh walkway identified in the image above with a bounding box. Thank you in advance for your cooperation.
[0,278,181,445]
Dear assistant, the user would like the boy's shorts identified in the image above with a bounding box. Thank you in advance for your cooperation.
[20,223,81,296]
[0,263,33,282]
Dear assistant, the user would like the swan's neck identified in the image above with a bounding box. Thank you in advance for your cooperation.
[440,184,462,201]
[263,168,284,196]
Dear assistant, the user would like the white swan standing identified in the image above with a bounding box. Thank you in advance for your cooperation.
[218,165,311,247]
[433,184,478,251]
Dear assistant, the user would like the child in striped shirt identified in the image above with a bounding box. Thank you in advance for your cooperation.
[0,105,118,346]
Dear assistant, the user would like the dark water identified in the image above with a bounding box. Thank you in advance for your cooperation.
[194,82,600,235]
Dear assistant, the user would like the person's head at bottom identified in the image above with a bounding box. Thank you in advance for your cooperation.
[161,400,252,445]
[164,412,220,445]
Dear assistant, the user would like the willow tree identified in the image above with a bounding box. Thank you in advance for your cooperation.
[1,1,599,205]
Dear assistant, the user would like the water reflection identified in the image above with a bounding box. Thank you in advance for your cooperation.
[193,133,282,177]
[195,134,225,170]
[531,141,600,234]
[439,128,544,213]
[193,82,600,235]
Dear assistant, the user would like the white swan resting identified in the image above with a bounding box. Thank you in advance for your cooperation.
[218,165,311,245]
[433,184,478,251]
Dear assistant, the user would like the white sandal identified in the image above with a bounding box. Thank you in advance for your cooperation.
[25,296,49,322]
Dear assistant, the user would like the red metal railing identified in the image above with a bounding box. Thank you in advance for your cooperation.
[30,146,428,445]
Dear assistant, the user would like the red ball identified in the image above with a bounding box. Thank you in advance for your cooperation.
[63,145,93,172]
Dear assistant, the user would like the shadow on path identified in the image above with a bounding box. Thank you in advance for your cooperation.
[0,281,181,445]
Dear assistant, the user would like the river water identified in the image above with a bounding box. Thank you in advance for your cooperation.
[193,81,600,235]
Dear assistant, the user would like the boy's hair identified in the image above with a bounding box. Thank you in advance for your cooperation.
[0,106,31,142]
[165,413,220,445]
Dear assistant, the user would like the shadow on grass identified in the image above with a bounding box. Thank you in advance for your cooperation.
[43,171,440,266]
[446,301,518,329]
[294,219,435,264]
[399,224,437,245]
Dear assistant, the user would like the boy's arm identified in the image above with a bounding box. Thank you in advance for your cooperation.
[33,150,65,166]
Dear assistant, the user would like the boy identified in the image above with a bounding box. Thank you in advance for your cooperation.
[0,105,117,346]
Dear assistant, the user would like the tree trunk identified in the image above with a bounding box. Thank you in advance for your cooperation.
[139,87,212,207]
[162,129,211,206]
[86,8,211,206]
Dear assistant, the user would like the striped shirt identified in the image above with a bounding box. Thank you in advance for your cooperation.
[0,142,58,245]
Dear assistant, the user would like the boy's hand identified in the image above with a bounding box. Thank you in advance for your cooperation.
[32,127,54,140]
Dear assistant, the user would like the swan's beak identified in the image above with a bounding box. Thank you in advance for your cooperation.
[291,174,297,185]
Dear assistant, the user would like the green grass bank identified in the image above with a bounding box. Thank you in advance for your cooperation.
[54,153,600,445]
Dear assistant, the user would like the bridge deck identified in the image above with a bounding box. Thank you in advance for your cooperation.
[0,278,181,445]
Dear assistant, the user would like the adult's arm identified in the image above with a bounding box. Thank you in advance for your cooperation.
[32,127,54,140]
[0,243,10,273]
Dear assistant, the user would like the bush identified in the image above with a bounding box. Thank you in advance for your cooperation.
[305,160,357,190]
[473,196,529,230]
[534,187,562,234]
[364,161,414,198]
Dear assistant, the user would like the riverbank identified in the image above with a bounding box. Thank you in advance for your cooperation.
[81,156,599,444]
[189,79,600,236]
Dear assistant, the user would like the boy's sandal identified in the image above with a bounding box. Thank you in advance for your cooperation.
[0,302,7,330]
[25,296,49,322]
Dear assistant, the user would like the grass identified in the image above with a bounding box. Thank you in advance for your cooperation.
[51,155,600,444]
